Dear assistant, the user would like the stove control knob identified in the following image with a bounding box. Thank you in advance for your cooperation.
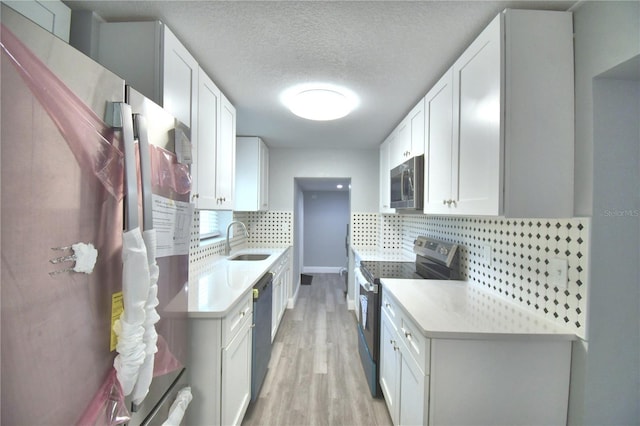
[438,246,449,256]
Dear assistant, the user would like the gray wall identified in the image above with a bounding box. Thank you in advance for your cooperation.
[303,191,350,270]
[269,148,378,212]
[570,2,640,424]
[573,0,640,216]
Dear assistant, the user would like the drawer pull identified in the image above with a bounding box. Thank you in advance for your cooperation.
[405,331,412,339]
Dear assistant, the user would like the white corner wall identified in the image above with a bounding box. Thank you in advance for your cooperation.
[269,148,378,212]
[573,0,640,216]
[570,2,640,425]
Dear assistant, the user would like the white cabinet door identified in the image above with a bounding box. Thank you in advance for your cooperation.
[424,69,454,214]
[235,137,269,211]
[194,68,221,209]
[398,352,428,426]
[391,120,410,168]
[221,317,252,426]
[389,98,425,169]
[453,14,503,216]
[379,138,395,213]
[259,140,269,210]
[216,94,236,210]
[408,98,425,158]
[271,272,282,341]
[379,310,400,424]
[163,25,198,134]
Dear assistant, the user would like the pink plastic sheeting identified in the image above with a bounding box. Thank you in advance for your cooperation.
[153,334,183,378]
[76,369,130,426]
[0,24,124,200]
[150,143,191,196]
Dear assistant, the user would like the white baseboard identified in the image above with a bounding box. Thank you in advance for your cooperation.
[288,281,300,309]
[302,266,342,274]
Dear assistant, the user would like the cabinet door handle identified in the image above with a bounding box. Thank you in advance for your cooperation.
[404,331,412,339]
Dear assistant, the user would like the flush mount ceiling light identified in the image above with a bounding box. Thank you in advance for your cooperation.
[281,83,359,121]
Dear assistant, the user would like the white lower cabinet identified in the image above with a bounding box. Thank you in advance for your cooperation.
[399,353,428,426]
[380,303,429,426]
[188,292,253,426]
[271,248,291,341]
[221,316,252,426]
[379,310,400,422]
[380,288,571,426]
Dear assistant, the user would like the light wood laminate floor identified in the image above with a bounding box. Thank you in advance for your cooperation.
[242,273,392,426]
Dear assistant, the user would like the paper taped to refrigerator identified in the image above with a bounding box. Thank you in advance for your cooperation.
[152,195,193,257]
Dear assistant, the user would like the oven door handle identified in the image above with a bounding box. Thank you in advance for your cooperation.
[356,269,378,293]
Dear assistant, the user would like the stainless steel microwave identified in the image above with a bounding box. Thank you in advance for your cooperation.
[390,155,424,210]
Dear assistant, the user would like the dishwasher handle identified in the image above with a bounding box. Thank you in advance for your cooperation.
[253,272,273,299]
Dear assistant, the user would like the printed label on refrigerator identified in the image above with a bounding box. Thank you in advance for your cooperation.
[153,194,193,257]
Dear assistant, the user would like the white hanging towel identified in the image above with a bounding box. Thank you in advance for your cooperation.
[131,229,162,405]
[360,295,368,329]
[114,227,151,396]
[162,387,193,426]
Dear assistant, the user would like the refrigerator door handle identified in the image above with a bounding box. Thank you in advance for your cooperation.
[107,102,138,231]
[134,114,153,231]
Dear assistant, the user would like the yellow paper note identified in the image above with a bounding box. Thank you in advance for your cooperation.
[110,291,124,351]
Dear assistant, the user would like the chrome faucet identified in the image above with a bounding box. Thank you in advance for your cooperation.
[225,221,249,255]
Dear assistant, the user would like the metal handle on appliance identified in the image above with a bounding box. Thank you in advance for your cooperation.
[134,114,153,231]
[107,102,138,231]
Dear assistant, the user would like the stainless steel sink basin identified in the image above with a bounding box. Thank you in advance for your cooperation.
[228,253,270,261]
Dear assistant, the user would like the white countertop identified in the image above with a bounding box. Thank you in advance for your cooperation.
[166,247,289,318]
[382,279,576,340]
[351,245,415,262]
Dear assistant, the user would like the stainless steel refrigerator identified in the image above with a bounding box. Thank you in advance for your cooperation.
[1,6,189,425]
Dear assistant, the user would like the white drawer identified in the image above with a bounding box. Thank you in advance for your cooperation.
[399,314,430,375]
[222,292,253,345]
[271,251,289,276]
[381,290,400,330]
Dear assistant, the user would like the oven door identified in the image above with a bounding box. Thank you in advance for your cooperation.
[355,269,381,396]
[356,270,379,362]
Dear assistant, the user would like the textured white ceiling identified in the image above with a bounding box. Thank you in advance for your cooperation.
[64,0,576,149]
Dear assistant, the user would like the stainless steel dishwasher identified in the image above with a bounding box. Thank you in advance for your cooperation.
[251,272,273,401]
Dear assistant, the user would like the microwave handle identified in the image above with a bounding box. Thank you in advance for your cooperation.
[400,168,405,201]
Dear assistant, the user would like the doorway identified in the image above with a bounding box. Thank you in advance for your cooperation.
[293,177,351,288]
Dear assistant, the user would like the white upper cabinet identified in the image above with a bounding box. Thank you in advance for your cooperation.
[390,98,426,168]
[424,9,574,217]
[194,70,236,210]
[162,25,199,134]
[92,20,237,211]
[216,94,236,210]
[194,68,221,209]
[235,137,269,211]
[4,0,71,42]
[96,22,198,133]
[424,69,455,214]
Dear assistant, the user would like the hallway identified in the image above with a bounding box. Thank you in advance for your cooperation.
[242,273,392,426]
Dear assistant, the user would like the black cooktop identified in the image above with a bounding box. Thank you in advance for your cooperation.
[359,260,420,283]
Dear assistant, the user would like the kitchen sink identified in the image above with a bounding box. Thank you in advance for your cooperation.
[228,253,270,261]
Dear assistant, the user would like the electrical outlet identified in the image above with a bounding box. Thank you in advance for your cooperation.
[548,258,568,290]
[481,244,492,265]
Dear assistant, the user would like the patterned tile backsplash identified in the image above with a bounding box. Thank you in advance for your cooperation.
[399,214,589,338]
[191,209,588,338]
[189,210,293,267]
